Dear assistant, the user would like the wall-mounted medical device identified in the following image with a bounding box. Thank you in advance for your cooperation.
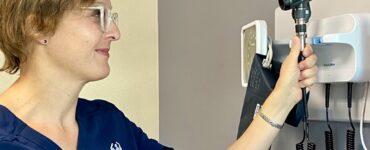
[307,13,370,83]
[257,13,370,84]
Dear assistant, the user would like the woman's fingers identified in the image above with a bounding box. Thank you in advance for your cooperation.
[299,53,317,70]
[299,76,317,88]
[298,44,317,88]
[302,44,313,57]
[288,37,301,62]
[299,66,318,80]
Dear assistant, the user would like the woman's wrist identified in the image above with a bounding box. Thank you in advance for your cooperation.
[259,89,297,125]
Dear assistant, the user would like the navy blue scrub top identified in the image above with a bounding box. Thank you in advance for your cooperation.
[0,98,173,150]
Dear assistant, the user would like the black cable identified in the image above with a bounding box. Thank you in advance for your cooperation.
[296,125,306,150]
[307,142,316,150]
[296,143,304,150]
[347,129,355,150]
[324,131,334,150]
[296,89,308,150]
[325,83,334,150]
[302,88,309,141]
[348,109,355,133]
[346,82,355,150]
[301,61,316,150]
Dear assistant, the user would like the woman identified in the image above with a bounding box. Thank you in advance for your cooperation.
[0,0,317,149]
[0,0,172,149]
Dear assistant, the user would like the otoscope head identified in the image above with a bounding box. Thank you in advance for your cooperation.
[292,1,311,23]
[279,0,311,13]
[279,0,294,10]
[279,0,312,25]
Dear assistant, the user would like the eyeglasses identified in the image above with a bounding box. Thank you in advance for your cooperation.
[81,5,118,32]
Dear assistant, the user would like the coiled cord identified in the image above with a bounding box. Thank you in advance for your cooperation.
[346,83,355,150]
[296,143,304,150]
[307,142,316,150]
[325,131,334,150]
[325,83,334,150]
[346,129,355,150]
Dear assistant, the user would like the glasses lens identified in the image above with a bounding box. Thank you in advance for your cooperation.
[112,13,118,24]
[104,11,118,32]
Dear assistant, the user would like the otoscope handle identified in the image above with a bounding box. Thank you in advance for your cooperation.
[297,34,306,61]
[298,34,310,141]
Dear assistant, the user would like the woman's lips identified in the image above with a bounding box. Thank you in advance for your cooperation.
[95,48,110,57]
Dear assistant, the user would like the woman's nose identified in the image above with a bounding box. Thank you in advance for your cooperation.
[106,23,121,41]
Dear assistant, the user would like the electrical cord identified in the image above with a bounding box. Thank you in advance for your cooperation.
[296,89,316,150]
[300,42,315,150]
[302,87,315,150]
[360,82,369,150]
[325,83,334,150]
[307,142,316,150]
[296,125,305,150]
[296,89,308,150]
[347,82,355,150]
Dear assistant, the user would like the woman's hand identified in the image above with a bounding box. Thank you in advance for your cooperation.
[275,36,318,105]
[227,36,318,150]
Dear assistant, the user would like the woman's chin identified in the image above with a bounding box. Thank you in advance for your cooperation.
[87,67,110,82]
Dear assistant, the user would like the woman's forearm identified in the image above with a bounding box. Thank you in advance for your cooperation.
[227,90,296,150]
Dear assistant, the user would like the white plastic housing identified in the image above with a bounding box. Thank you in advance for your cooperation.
[308,14,370,83]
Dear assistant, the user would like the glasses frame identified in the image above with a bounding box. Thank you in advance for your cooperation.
[81,5,118,32]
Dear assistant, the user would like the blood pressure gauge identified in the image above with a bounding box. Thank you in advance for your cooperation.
[241,20,268,87]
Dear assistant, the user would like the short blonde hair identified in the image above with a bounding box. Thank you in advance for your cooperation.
[0,0,96,74]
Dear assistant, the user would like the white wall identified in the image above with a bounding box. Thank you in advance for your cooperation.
[0,0,160,140]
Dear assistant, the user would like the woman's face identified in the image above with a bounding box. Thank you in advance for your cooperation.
[43,0,120,82]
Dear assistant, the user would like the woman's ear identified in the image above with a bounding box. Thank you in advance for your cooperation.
[33,32,50,46]
[37,39,49,45]
[25,15,50,46]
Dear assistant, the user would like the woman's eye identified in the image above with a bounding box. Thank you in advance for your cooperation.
[87,9,101,23]
[91,10,101,17]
